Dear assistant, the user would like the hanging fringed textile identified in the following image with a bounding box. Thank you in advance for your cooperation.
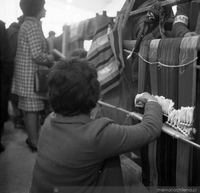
[178,36,199,107]
[138,37,180,187]
[87,14,125,96]
[149,39,161,95]
[156,38,183,186]
[137,36,199,189]
[176,36,199,187]
[137,40,152,189]
[148,39,161,193]
[138,40,152,94]
[195,12,200,34]
[192,42,200,185]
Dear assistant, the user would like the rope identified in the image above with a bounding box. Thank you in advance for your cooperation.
[124,49,198,69]
[137,52,198,68]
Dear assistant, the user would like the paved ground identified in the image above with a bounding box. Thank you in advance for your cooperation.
[0,120,36,193]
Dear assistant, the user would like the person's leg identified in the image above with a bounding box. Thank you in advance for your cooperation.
[0,116,5,153]
[18,96,44,151]
[1,84,10,127]
[24,111,40,146]
[1,84,10,152]
[0,115,5,153]
[10,93,20,116]
[10,93,24,128]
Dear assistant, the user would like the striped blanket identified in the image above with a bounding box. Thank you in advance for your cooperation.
[87,14,125,95]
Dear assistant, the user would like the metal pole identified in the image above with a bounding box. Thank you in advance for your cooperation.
[97,100,200,149]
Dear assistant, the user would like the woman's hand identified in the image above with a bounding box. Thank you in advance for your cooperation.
[135,92,157,107]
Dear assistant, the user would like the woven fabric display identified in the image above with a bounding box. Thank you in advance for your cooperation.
[87,14,124,96]
[176,36,199,187]
[138,40,152,94]
[195,9,200,34]
[149,39,161,95]
[148,39,161,192]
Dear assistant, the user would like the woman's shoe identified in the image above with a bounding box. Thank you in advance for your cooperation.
[26,138,37,152]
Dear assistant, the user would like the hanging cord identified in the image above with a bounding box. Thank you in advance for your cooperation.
[124,49,198,70]
[127,2,171,59]
[123,113,131,125]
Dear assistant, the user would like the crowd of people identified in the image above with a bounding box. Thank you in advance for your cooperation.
[0,0,199,192]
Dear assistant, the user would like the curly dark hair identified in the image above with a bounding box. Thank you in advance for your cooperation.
[47,58,100,116]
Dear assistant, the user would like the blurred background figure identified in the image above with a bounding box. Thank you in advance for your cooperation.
[52,25,65,61]
[0,20,14,153]
[172,0,200,37]
[47,30,56,53]
[7,15,25,129]
[11,0,54,152]
[71,48,87,59]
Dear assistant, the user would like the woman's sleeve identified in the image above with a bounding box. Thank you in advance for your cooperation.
[172,3,190,37]
[27,24,51,66]
[0,21,14,80]
[94,102,162,159]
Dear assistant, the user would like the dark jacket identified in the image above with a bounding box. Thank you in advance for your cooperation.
[7,22,21,58]
[172,1,200,37]
[0,20,14,127]
[0,20,14,85]
[30,101,162,193]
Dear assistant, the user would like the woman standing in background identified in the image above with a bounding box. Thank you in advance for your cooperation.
[11,0,54,152]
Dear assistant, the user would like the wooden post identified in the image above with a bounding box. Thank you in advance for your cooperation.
[62,24,67,57]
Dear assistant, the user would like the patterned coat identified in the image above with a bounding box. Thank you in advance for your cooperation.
[11,17,51,100]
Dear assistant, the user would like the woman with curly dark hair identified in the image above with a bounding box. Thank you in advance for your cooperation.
[48,59,99,116]
[30,58,162,193]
